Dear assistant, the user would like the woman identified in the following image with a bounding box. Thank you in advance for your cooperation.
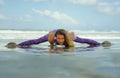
[6,29,102,48]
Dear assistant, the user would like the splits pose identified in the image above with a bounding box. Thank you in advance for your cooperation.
[6,29,103,49]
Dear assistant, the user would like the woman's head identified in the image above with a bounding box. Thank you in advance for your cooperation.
[55,29,74,47]
[55,29,66,45]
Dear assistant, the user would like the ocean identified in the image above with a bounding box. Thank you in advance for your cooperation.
[0,29,120,78]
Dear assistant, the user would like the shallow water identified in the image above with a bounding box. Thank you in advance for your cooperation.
[0,39,120,78]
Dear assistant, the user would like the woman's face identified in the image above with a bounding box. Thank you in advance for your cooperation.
[56,34,65,45]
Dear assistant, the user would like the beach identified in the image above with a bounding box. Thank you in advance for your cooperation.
[0,30,120,78]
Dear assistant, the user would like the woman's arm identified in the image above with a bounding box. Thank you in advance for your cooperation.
[48,31,55,45]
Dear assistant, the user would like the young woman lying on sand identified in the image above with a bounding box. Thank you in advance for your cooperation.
[6,29,111,49]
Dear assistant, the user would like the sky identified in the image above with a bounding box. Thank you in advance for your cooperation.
[0,0,120,31]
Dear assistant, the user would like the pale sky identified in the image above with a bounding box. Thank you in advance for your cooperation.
[0,0,120,31]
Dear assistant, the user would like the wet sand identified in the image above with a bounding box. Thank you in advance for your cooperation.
[0,39,120,78]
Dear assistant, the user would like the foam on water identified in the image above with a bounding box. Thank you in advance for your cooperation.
[0,30,120,39]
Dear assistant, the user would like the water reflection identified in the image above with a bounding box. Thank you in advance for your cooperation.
[0,40,120,78]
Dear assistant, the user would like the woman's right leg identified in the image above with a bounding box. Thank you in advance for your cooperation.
[18,34,49,47]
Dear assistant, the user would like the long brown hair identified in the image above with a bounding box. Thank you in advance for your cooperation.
[55,29,74,48]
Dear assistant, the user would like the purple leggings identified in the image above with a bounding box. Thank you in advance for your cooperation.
[18,34,48,48]
[18,34,100,47]
[74,36,100,47]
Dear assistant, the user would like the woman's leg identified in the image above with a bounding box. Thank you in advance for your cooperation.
[74,36,100,47]
[18,34,48,47]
